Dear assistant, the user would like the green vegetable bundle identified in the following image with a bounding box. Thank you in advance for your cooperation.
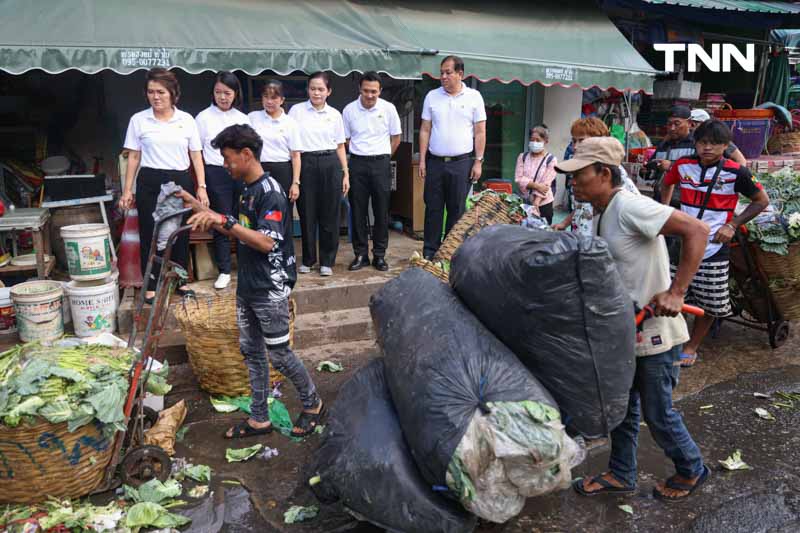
[745,167,800,256]
[0,341,169,432]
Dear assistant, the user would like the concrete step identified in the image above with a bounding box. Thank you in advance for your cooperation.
[293,306,374,350]
[292,278,386,314]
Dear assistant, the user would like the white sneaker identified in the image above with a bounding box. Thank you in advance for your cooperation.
[320,266,333,277]
[214,273,231,289]
[299,265,312,274]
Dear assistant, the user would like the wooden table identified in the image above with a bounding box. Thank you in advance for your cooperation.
[0,208,53,279]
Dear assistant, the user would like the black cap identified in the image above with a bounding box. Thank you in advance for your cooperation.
[670,105,691,119]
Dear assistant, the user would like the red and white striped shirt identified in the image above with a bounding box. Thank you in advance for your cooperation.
[664,157,762,259]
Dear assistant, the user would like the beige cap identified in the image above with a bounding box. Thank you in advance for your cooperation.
[556,137,625,174]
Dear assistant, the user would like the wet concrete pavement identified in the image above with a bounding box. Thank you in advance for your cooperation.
[161,319,800,532]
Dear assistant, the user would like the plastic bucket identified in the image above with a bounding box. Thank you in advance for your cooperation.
[720,118,772,159]
[60,281,72,325]
[61,223,112,281]
[11,280,64,342]
[0,288,16,335]
[66,277,118,338]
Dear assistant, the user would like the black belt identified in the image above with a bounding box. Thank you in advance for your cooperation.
[427,153,472,162]
[303,150,336,157]
[350,154,390,161]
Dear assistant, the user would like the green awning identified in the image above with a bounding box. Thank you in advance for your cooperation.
[641,0,800,14]
[0,0,655,92]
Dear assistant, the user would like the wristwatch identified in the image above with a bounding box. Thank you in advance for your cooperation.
[199,184,207,189]
[475,156,484,162]
[223,215,237,230]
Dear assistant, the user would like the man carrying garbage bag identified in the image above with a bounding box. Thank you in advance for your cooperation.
[556,137,711,501]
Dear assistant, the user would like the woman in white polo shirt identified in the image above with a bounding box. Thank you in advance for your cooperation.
[119,68,206,302]
[195,71,250,290]
[248,80,302,202]
[288,72,349,277]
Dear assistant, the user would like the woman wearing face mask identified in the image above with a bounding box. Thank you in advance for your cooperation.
[195,71,251,290]
[514,125,557,224]
[288,71,349,277]
[248,81,302,202]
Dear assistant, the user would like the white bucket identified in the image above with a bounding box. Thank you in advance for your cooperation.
[11,280,64,342]
[61,223,112,281]
[66,277,118,338]
[0,287,16,335]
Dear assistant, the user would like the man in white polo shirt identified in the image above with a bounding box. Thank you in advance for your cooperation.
[419,55,487,259]
[343,71,402,271]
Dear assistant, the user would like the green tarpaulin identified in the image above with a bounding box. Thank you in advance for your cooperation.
[0,0,656,92]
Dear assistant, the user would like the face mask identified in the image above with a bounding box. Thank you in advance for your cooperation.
[529,141,544,153]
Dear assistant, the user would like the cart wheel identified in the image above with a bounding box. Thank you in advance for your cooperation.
[124,406,159,448]
[120,445,171,487]
[769,321,790,349]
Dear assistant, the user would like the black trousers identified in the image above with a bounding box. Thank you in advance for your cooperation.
[538,201,554,225]
[136,167,194,291]
[423,156,472,257]
[205,164,240,274]
[297,152,342,267]
[348,155,391,258]
[261,161,293,197]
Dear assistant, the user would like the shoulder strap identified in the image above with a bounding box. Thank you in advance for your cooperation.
[696,160,724,220]
[532,152,551,181]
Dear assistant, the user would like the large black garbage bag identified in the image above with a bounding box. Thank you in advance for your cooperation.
[308,358,477,533]
[449,225,636,438]
[371,269,580,523]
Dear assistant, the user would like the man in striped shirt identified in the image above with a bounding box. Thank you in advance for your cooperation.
[661,120,769,367]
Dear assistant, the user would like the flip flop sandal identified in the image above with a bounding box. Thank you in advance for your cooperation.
[291,403,327,437]
[573,473,636,497]
[224,419,273,439]
[679,352,698,368]
[653,464,710,502]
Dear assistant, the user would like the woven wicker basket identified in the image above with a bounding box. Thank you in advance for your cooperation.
[770,284,800,320]
[433,193,519,262]
[767,131,800,155]
[0,419,114,504]
[753,242,800,280]
[409,255,449,283]
[173,294,295,396]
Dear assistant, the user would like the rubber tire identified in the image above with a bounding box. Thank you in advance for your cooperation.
[769,321,790,349]
[120,444,172,487]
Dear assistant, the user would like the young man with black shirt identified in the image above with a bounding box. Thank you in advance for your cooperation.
[178,124,325,438]
[660,119,769,367]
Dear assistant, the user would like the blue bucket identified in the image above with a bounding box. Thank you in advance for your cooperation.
[720,119,771,159]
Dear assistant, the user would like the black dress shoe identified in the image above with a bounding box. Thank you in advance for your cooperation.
[349,256,370,271]
[373,257,389,271]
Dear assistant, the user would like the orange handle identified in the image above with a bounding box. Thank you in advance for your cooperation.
[636,304,705,326]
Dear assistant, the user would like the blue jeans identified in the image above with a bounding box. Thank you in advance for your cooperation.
[608,346,704,487]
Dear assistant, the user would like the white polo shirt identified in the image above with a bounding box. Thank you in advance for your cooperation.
[195,104,250,166]
[248,109,302,163]
[421,85,486,157]
[288,100,346,153]
[342,97,402,156]
[123,107,202,170]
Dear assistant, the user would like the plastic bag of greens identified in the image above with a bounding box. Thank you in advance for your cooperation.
[450,225,635,438]
[308,358,476,533]
[371,269,581,523]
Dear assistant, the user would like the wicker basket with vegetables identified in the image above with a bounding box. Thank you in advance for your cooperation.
[740,167,800,319]
[0,341,169,503]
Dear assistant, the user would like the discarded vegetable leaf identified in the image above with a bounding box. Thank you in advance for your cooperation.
[210,397,239,413]
[226,444,263,462]
[125,502,190,529]
[754,407,775,420]
[753,392,770,399]
[188,485,209,498]
[699,405,714,410]
[124,478,182,504]
[619,504,633,515]
[284,505,319,524]
[209,395,252,414]
[309,475,321,486]
[183,464,211,483]
[176,425,189,442]
[316,360,343,373]
[314,424,325,434]
[221,480,241,485]
[719,450,751,471]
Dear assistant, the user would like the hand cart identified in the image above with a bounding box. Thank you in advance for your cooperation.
[722,229,790,349]
[95,208,193,490]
